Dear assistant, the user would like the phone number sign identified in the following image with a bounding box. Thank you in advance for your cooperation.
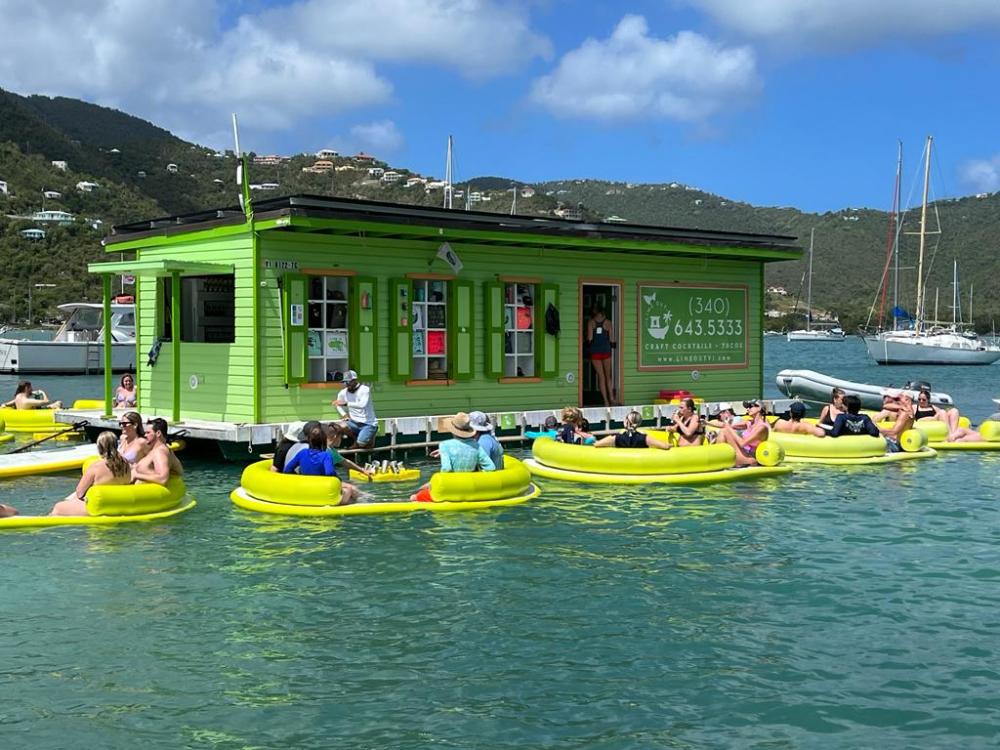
[638,283,749,369]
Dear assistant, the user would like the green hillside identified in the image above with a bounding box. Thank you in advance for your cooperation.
[2,88,998,331]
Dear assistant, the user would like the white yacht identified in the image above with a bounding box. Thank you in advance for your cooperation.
[0,303,136,374]
[786,229,845,342]
[861,137,1000,366]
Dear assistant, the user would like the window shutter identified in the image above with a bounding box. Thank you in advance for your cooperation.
[537,283,559,377]
[349,276,378,380]
[388,278,412,382]
[448,279,474,380]
[484,281,504,378]
[282,274,308,384]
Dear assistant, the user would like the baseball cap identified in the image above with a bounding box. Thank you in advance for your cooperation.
[789,402,807,417]
[344,370,359,382]
[717,402,734,413]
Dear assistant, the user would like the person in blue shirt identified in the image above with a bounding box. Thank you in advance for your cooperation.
[284,426,361,505]
[469,410,504,470]
[284,427,336,476]
[410,412,495,502]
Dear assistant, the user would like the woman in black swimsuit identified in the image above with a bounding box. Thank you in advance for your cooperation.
[817,388,845,430]
[913,388,968,440]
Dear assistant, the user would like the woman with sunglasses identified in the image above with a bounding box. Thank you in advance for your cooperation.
[114,374,137,408]
[716,400,770,466]
[117,411,149,464]
[913,388,981,442]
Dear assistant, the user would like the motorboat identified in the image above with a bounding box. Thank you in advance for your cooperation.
[775,368,955,411]
[0,303,135,374]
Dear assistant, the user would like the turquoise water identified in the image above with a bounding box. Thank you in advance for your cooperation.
[3,341,999,748]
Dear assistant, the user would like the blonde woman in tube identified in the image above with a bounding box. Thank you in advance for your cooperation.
[49,432,133,516]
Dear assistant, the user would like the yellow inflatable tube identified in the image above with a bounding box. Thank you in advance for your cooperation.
[232,457,539,516]
[429,456,532,502]
[239,459,342,506]
[0,477,194,529]
[770,432,893,458]
[349,467,421,483]
[230,485,539,517]
[531,436,736,475]
[86,477,188,516]
[0,408,57,432]
[928,419,1000,450]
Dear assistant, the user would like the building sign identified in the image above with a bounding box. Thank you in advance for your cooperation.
[264,259,299,270]
[637,283,748,370]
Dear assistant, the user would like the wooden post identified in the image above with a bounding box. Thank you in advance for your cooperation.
[103,274,113,418]
[171,272,181,423]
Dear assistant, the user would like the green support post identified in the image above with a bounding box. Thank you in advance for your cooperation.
[171,272,181,423]
[103,274,113,418]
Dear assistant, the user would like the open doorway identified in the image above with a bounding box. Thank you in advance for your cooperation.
[581,282,622,407]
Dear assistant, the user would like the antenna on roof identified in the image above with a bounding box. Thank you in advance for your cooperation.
[232,113,253,223]
[443,135,454,210]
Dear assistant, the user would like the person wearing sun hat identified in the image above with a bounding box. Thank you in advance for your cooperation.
[332,369,378,448]
[469,410,504,469]
[271,420,321,472]
[409,412,496,502]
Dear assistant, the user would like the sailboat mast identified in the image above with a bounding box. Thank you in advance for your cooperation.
[892,140,902,328]
[952,259,958,327]
[443,135,454,210]
[806,228,814,331]
[914,136,932,333]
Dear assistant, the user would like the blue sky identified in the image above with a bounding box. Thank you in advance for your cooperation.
[3,0,1000,212]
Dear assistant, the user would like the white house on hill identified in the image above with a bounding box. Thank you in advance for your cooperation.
[76,181,99,192]
[0,180,7,195]
[316,149,339,159]
[51,160,68,171]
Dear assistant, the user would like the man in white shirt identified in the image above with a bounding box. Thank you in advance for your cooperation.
[332,370,378,448]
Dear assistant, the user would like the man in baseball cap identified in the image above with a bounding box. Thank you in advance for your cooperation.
[332,369,378,448]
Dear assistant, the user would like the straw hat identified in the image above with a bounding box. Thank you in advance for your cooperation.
[447,412,476,438]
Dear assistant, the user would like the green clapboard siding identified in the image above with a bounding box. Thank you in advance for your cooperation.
[134,234,255,422]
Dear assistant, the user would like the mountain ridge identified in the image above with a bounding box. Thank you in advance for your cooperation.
[1,89,998,331]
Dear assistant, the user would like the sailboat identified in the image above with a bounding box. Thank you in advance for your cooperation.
[786,229,845,342]
[862,136,1000,365]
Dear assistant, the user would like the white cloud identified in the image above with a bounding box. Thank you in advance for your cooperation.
[349,120,405,154]
[959,155,1000,193]
[255,0,552,78]
[686,0,1000,49]
[530,15,758,123]
[0,0,549,144]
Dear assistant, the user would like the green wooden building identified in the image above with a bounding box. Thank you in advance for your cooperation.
[81,195,799,454]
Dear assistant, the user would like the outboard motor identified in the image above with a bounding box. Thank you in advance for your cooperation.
[904,379,932,392]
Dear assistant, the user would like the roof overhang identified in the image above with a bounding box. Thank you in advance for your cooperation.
[88,259,235,277]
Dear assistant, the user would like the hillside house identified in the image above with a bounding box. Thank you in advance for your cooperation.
[137,171,147,178]
[334,165,357,172]
[520,187,535,198]
[253,155,284,166]
[76,181,99,192]
[315,149,339,159]
[20,228,46,240]
[425,180,446,190]
[468,191,483,203]
[0,180,7,195]
[367,167,385,179]
[32,210,74,224]
[166,163,179,173]
[51,160,68,171]
[43,190,62,199]
[260,183,280,191]
[353,152,376,163]
[310,160,334,172]
[404,177,426,188]
[381,171,402,183]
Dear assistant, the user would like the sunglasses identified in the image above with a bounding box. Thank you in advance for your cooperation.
[119,421,137,427]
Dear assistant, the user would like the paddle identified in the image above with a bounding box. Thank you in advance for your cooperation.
[6,420,90,454]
